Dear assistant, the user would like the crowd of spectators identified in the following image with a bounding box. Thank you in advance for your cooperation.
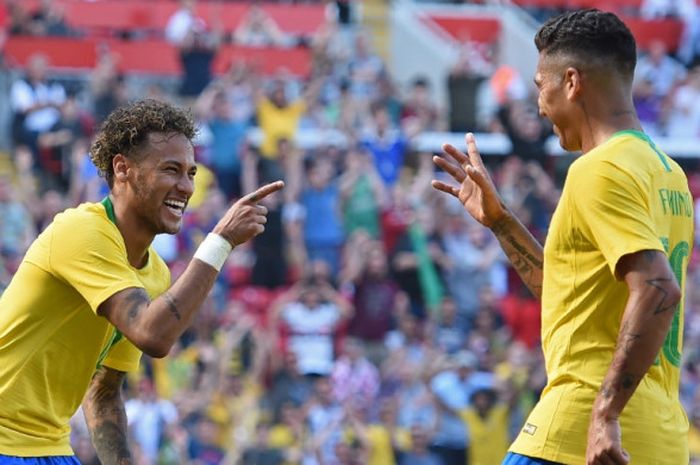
[3,1,700,465]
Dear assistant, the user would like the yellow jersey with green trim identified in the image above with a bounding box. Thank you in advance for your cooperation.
[510,131,693,464]
[0,202,170,456]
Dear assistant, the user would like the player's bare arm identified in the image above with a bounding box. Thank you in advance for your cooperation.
[586,249,681,465]
[83,367,131,465]
[98,181,284,358]
[432,133,544,298]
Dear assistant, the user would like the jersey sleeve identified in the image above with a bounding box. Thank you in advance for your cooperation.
[572,160,664,277]
[102,336,143,373]
[48,214,145,313]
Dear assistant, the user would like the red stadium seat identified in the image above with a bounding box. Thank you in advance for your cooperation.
[2,36,312,76]
[3,36,97,69]
[16,0,325,36]
[423,15,501,44]
[622,17,684,52]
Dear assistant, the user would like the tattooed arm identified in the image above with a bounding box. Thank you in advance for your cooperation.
[586,249,681,465]
[491,214,544,298]
[83,367,131,465]
[431,134,543,298]
[97,181,284,358]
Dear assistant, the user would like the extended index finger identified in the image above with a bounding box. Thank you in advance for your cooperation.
[244,180,285,203]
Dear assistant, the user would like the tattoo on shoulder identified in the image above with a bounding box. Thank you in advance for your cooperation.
[124,288,149,322]
[163,292,182,321]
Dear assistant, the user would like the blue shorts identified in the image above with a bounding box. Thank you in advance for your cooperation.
[0,455,81,465]
[502,452,565,465]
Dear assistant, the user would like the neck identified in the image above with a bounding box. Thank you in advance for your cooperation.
[578,89,642,154]
[108,194,154,268]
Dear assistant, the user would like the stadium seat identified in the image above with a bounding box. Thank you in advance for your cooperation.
[423,15,501,44]
[15,0,325,37]
[3,37,313,76]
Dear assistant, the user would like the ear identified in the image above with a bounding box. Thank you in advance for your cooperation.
[112,154,130,184]
[563,67,583,101]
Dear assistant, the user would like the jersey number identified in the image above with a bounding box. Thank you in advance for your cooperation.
[658,238,688,367]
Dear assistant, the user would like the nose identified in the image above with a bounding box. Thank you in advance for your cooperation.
[177,172,195,198]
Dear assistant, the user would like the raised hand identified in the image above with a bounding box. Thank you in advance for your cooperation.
[431,133,507,229]
[213,180,285,246]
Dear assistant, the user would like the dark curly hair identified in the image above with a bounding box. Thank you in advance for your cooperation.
[90,99,196,188]
[535,9,637,79]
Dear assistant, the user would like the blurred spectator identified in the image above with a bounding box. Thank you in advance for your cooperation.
[188,416,226,465]
[239,422,285,465]
[459,387,510,465]
[165,0,199,46]
[178,19,223,100]
[0,173,35,271]
[689,403,700,464]
[331,336,380,408]
[30,0,74,37]
[361,103,408,188]
[307,376,345,464]
[348,34,385,102]
[342,238,400,358]
[298,157,345,275]
[497,100,551,166]
[36,93,88,192]
[255,76,322,165]
[233,5,288,48]
[635,40,686,99]
[10,53,66,158]
[429,296,467,355]
[633,77,664,138]
[271,279,352,377]
[7,2,34,36]
[339,147,387,239]
[125,378,179,465]
[346,400,410,465]
[391,207,448,318]
[397,425,441,465]
[665,66,700,138]
[400,77,444,137]
[195,85,249,199]
[90,52,128,125]
[447,47,487,133]
[265,352,314,418]
[441,212,506,320]
[428,350,487,465]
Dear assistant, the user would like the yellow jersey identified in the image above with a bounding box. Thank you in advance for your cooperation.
[510,131,693,464]
[461,405,509,465]
[0,201,170,456]
[257,97,306,159]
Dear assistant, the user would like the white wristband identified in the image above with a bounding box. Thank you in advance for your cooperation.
[193,233,233,272]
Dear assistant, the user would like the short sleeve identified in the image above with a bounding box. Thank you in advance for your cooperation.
[572,161,664,277]
[102,336,142,373]
[48,214,145,313]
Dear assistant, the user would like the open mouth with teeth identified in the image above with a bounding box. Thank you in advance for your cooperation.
[163,199,186,217]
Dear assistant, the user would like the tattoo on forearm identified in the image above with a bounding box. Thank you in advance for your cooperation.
[646,277,677,314]
[502,234,543,269]
[163,292,182,321]
[91,422,131,465]
[84,367,131,465]
[493,231,543,296]
[125,288,149,322]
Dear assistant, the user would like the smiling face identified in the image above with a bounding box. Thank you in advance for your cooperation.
[122,132,196,235]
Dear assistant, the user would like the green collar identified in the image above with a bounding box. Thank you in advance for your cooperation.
[101,196,117,225]
[611,129,649,142]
